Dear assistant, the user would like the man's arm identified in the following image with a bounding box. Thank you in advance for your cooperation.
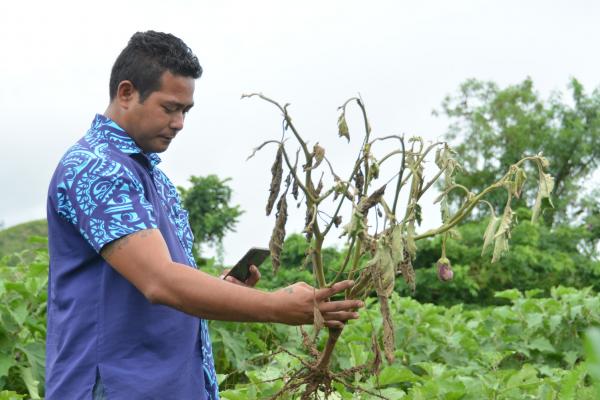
[100,229,363,328]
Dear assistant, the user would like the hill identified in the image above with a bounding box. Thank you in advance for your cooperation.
[0,219,48,259]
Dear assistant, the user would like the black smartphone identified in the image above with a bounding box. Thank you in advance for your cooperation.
[224,247,270,282]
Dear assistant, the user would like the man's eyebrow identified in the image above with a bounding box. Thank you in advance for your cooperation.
[164,101,194,109]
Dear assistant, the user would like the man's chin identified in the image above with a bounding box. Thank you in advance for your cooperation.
[153,145,169,153]
[150,140,171,153]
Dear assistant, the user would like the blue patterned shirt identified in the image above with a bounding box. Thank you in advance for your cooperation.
[46,114,219,399]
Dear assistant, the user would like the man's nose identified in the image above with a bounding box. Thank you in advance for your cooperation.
[170,112,185,131]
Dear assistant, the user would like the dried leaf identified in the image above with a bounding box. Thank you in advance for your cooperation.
[348,266,374,299]
[368,159,380,183]
[414,204,422,226]
[379,296,395,364]
[435,144,461,179]
[313,294,325,337]
[539,154,550,169]
[266,146,283,216]
[304,206,315,241]
[291,151,300,200]
[304,143,325,171]
[482,215,500,256]
[435,148,441,167]
[492,207,513,262]
[532,171,555,222]
[390,224,404,266]
[358,185,386,214]
[371,330,382,374]
[315,175,324,196]
[337,111,350,142]
[292,178,299,200]
[492,234,509,264]
[340,210,366,239]
[511,167,527,198]
[373,245,395,297]
[399,244,415,293]
[539,172,554,199]
[269,194,287,273]
[354,169,364,198]
[406,222,417,260]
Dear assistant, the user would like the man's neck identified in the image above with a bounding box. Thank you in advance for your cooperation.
[104,103,126,130]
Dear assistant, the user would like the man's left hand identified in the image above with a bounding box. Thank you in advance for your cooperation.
[220,265,261,287]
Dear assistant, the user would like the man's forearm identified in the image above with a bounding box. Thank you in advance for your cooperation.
[149,260,277,323]
[100,229,358,327]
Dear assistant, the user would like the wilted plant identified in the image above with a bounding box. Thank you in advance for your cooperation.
[243,93,554,399]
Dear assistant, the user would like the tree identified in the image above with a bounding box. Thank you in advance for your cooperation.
[437,78,600,226]
[177,175,243,258]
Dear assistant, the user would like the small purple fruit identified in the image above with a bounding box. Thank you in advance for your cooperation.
[437,257,454,281]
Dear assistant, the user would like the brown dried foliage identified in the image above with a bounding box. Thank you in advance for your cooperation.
[269,194,287,273]
[266,146,283,216]
[399,245,415,293]
[354,169,364,198]
[304,207,315,241]
[378,295,395,364]
[358,185,386,214]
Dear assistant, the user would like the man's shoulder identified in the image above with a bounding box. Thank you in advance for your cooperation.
[55,134,138,185]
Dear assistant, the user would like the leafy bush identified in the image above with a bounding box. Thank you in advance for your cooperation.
[216,287,600,399]
[0,238,47,399]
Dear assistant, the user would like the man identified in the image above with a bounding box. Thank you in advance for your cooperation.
[45,31,362,399]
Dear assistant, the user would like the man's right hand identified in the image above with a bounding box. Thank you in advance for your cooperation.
[270,280,364,329]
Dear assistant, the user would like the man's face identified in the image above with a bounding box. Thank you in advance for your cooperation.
[125,71,195,153]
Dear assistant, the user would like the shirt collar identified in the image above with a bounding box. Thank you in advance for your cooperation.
[89,113,162,169]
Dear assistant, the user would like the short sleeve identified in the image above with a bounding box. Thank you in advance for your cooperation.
[55,157,158,252]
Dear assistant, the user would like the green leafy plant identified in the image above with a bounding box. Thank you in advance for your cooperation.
[243,93,555,398]
[0,238,47,399]
[217,287,600,399]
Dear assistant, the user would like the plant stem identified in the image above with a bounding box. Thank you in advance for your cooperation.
[315,328,343,371]
[329,236,357,286]
[415,182,502,240]
[311,234,326,288]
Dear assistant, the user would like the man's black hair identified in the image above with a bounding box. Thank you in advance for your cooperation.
[109,30,202,102]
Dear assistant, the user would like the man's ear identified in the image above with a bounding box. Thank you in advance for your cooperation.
[115,80,138,110]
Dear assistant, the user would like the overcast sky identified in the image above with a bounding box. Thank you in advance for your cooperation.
[1,0,598,264]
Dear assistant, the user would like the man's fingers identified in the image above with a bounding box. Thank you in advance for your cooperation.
[244,265,261,287]
[319,299,364,313]
[219,268,231,280]
[225,276,244,285]
[324,320,345,329]
[322,311,360,322]
[316,280,355,300]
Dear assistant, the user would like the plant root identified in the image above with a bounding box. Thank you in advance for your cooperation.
[268,349,389,400]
